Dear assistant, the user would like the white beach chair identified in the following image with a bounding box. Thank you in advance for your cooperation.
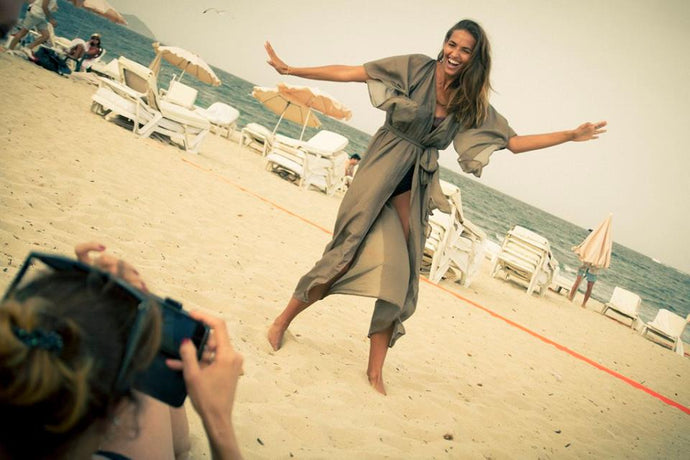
[640,309,690,356]
[299,131,349,195]
[91,72,153,134]
[424,207,465,284]
[423,182,486,286]
[549,267,574,296]
[457,218,487,286]
[240,123,274,156]
[264,134,306,185]
[90,58,121,81]
[195,102,240,138]
[80,48,106,71]
[162,80,198,109]
[600,286,642,328]
[482,238,501,263]
[491,225,556,296]
[91,57,210,153]
[266,130,349,196]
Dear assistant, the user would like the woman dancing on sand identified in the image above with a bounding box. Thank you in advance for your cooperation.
[266,19,606,394]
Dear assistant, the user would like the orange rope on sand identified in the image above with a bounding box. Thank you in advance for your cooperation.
[182,157,690,415]
[424,279,690,415]
[181,158,332,235]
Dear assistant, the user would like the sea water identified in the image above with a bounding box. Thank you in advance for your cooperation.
[41,1,690,341]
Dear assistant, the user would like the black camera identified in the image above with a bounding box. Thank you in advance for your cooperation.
[136,297,210,407]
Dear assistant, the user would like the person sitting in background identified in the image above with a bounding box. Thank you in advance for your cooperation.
[65,32,102,71]
[343,153,361,188]
[66,33,102,61]
[0,242,244,459]
[6,0,58,55]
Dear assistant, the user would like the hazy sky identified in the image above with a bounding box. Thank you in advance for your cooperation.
[109,0,690,273]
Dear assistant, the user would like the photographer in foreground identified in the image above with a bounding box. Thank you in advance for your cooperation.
[0,242,243,459]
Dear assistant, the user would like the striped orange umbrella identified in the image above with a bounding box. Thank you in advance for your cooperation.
[277,83,352,121]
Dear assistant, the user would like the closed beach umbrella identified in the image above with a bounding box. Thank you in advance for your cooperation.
[252,86,321,139]
[150,42,221,86]
[572,213,613,269]
[72,0,127,25]
[277,82,352,121]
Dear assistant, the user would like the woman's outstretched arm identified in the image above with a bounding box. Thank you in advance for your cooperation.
[265,41,368,82]
[507,121,607,153]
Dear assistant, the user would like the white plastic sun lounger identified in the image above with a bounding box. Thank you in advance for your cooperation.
[423,181,486,286]
[91,57,210,153]
[264,134,306,185]
[240,122,274,156]
[195,102,240,138]
[90,58,121,81]
[161,79,198,108]
[600,286,642,328]
[266,130,349,195]
[491,226,557,296]
[299,130,349,195]
[640,309,689,356]
[162,81,240,138]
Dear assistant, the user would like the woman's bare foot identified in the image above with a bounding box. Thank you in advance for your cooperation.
[367,370,387,395]
[267,321,287,351]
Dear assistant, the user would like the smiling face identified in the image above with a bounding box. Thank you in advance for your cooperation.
[440,29,476,78]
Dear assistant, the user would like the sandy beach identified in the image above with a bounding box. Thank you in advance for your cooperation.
[1,53,689,459]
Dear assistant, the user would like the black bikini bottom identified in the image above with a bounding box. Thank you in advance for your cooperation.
[392,165,414,197]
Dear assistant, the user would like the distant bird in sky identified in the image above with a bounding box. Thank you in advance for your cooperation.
[202,8,228,15]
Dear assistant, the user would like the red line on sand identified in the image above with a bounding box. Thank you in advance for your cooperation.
[424,280,690,415]
[182,158,690,415]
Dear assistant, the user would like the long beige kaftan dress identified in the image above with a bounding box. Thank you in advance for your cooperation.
[293,54,516,346]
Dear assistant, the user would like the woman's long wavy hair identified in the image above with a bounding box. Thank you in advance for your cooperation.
[437,19,492,129]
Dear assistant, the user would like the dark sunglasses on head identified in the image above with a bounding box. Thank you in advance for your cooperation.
[2,252,210,406]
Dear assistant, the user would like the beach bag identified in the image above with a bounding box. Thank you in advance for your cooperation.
[33,47,71,76]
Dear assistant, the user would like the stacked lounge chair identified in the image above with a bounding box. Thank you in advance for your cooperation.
[422,181,486,286]
[491,225,557,296]
[265,130,349,196]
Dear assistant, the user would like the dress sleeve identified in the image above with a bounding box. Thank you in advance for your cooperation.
[453,105,516,178]
[363,54,430,111]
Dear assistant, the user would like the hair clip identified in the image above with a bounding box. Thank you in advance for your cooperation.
[11,326,64,353]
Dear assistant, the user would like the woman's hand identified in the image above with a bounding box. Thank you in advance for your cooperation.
[74,241,148,291]
[572,121,607,142]
[175,311,243,418]
[265,41,290,75]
